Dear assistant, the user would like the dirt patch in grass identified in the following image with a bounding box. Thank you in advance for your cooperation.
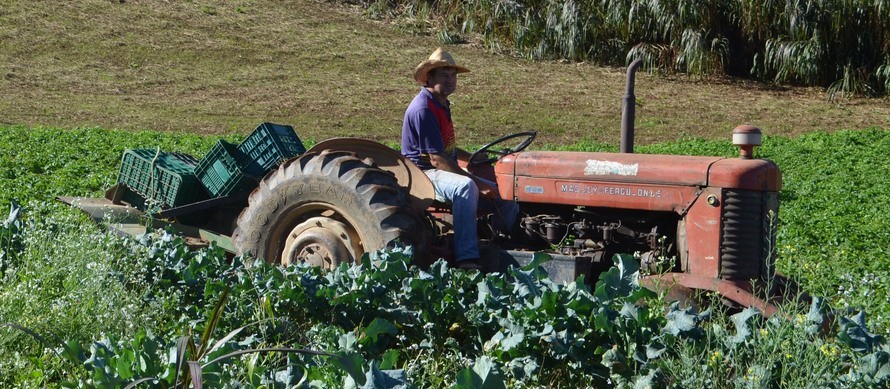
[1,0,887,148]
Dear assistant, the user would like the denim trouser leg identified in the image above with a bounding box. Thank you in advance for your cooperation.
[483,194,519,235]
[424,169,479,261]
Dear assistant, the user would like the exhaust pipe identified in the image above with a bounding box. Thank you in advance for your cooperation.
[620,59,643,153]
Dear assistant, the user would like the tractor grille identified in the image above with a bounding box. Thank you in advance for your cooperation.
[720,190,779,280]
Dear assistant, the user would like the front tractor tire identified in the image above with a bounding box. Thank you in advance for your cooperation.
[233,150,425,268]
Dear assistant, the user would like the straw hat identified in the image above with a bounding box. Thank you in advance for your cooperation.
[413,47,471,85]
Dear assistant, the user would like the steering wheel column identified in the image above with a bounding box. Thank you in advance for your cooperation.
[469,131,537,167]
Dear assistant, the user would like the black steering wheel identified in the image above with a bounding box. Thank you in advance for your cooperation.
[469,131,537,167]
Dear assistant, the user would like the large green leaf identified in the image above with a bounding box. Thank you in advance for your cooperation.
[662,302,709,339]
[380,349,400,370]
[330,351,367,387]
[453,356,507,389]
[360,318,398,346]
[805,296,831,335]
[728,307,760,345]
[499,328,525,352]
[594,254,641,301]
[520,251,552,271]
[601,347,629,375]
[839,311,886,353]
[853,346,890,384]
[344,362,407,389]
[633,368,664,389]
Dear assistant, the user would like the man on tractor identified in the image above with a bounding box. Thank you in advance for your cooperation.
[401,47,519,270]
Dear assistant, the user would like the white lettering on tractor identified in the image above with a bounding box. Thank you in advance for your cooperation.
[561,184,580,193]
[584,159,639,176]
[559,183,662,198]
[636,188,662,198]
[560,184,599,194]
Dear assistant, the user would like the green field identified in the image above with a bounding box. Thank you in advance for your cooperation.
[1,0,889,387]
[1,125,888,387]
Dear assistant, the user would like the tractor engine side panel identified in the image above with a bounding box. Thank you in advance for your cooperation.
[496,150,782,282]
[496,151,720,186]
[496,151,719,213]
[507,176,701,213]
[496,151,781,194]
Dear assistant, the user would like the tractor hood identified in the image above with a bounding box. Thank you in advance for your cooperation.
[496,151,781,192]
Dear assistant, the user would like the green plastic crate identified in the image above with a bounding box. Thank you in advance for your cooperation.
[238,122,306,177]
[195,140,259,198]
[117,149,208,209]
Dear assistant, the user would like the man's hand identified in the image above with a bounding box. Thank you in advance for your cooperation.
[468,151,492,166]
[429,152,467,175]
[476,179,499,199]
[430,152,499,199]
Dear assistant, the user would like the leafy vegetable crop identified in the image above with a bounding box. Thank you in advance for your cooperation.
[1,125,889,387]
[3,216,889,387]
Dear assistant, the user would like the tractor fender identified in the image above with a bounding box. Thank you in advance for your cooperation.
[306,138,435,211]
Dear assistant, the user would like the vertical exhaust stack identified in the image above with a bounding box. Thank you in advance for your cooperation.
[620,59,643,153]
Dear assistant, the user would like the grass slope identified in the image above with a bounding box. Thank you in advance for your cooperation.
[0,0,887,148]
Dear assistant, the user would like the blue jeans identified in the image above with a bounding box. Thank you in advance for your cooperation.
[424,169,519,261]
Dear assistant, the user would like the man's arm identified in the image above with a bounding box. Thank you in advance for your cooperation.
[455,147,490,166]
[455,147,472,163]
[428,152,498,198]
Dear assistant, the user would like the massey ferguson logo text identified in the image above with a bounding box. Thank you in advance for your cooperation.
[584,160,639,176]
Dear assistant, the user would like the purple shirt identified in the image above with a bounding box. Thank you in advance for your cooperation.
[401,88,457,170]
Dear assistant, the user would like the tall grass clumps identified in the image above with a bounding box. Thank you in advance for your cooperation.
[361,0,890,97]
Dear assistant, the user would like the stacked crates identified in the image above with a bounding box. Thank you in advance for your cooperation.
[117,149,208,209]
[194,140,258,198]
[117,122,306,210]
[238,122,306,177]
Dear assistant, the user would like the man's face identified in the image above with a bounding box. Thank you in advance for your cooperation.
[427,67,458,97]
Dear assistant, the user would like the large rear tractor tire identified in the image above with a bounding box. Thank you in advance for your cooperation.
[233,150,426,268]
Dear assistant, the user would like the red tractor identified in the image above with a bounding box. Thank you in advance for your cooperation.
[63,61,792,315]
[230,61,788,315]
